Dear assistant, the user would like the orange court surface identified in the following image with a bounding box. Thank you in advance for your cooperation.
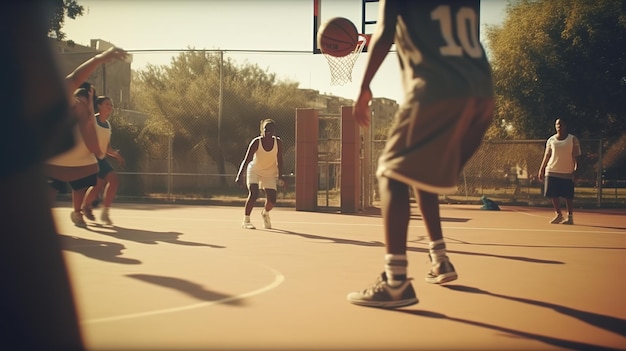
[52,201,626,351]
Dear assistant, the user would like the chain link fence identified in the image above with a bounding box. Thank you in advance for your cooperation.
[365,138,624,208]
[59,49,625,208]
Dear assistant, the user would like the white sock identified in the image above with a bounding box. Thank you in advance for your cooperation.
[385,254,407,287]
[429,239,448,264]
[244,215,251,222]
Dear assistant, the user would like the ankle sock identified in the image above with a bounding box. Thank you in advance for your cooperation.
[385,254,407,287]
[429,239,448,264]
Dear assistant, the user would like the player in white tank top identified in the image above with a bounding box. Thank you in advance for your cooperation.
[236,119,285,229]
[82,96,126,225]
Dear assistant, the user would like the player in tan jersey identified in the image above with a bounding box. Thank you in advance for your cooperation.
[349,0,495,308]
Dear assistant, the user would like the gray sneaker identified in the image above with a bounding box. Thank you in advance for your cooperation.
[425,258,458,284]
[347,272,418,308]
[561,215,573,225]
[82,206,95,221]
[70,211,87,228]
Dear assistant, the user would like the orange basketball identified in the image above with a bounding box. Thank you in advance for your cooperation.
[317,17,359,57]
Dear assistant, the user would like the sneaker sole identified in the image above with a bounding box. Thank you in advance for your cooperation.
[425,272,458,284]
[348,297,419,309]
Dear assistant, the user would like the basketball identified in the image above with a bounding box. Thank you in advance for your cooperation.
[317,17,358,57]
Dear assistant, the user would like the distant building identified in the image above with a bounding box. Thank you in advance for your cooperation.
[52,38,132,109]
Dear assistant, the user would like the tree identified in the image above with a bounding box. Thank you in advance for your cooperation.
[48,0,84,40]
[131,50,308,186]
[485,0,626,144]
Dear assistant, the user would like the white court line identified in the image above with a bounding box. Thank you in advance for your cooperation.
[81,263,284,325]
[96,214,624,235]
[508,207,549,218]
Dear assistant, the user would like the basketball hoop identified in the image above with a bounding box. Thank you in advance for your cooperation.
[322,34,368,86]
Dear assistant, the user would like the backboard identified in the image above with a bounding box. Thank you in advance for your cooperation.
[313,0,379,54]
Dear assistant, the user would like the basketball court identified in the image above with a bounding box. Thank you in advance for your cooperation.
[52,201,626,350]
[47,2,626,350]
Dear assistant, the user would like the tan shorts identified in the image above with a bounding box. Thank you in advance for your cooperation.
[376,97,494,194]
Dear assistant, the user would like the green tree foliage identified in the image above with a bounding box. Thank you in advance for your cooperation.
[485,0,626,145]
[48,0,84,40]
[131,50,307,185]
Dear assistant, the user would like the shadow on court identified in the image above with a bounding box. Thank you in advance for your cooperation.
[85,224,225,248]
[126,274,246,306]
[269,228,564,264]
[58,234,141,265]
[392,308,623,351]
[446,235,626,251]
[443,285,626,339]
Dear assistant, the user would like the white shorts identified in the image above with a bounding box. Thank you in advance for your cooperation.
[246,171,277,190]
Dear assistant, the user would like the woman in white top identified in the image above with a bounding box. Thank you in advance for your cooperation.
[82,96,125,225]
[45,46,129,227]
[236,119,285,229]
[46,83,106,227]
[538,118,582,224]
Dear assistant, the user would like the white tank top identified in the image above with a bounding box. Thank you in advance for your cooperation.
[46,125,97,167]
[95,116,112,159]
[248,136,278,178]
[46,116,111,166]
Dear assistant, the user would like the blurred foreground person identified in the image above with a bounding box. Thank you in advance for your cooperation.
[1,2,85,350]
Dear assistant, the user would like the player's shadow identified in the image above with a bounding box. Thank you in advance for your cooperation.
[445,236,626,252]
[349,207,470,223]
[58,234,141,265]
[268,229,562,264]
[392,308,622,351]
[577,223,626,231]
[86,224,224,248]
[443,284,626,339]
[126,274,245,306]
[268,228,384,247]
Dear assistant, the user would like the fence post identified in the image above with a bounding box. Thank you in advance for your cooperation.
[340,106,361,213]
[597,139,603,207]
[168,134,173,201]
[295,108,319,211]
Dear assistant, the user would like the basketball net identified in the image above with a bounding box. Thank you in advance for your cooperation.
[322,34,368,86]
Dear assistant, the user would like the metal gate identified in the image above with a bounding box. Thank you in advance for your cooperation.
[318,115,342,209]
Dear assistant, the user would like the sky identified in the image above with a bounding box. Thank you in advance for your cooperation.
[62,0,509,103]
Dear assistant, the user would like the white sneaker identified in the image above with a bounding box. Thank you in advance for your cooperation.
[101,209,113,225]
[261,210,271,229]
[242,220,255,229]
[561,215,573,225]
[550,213,564,224]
